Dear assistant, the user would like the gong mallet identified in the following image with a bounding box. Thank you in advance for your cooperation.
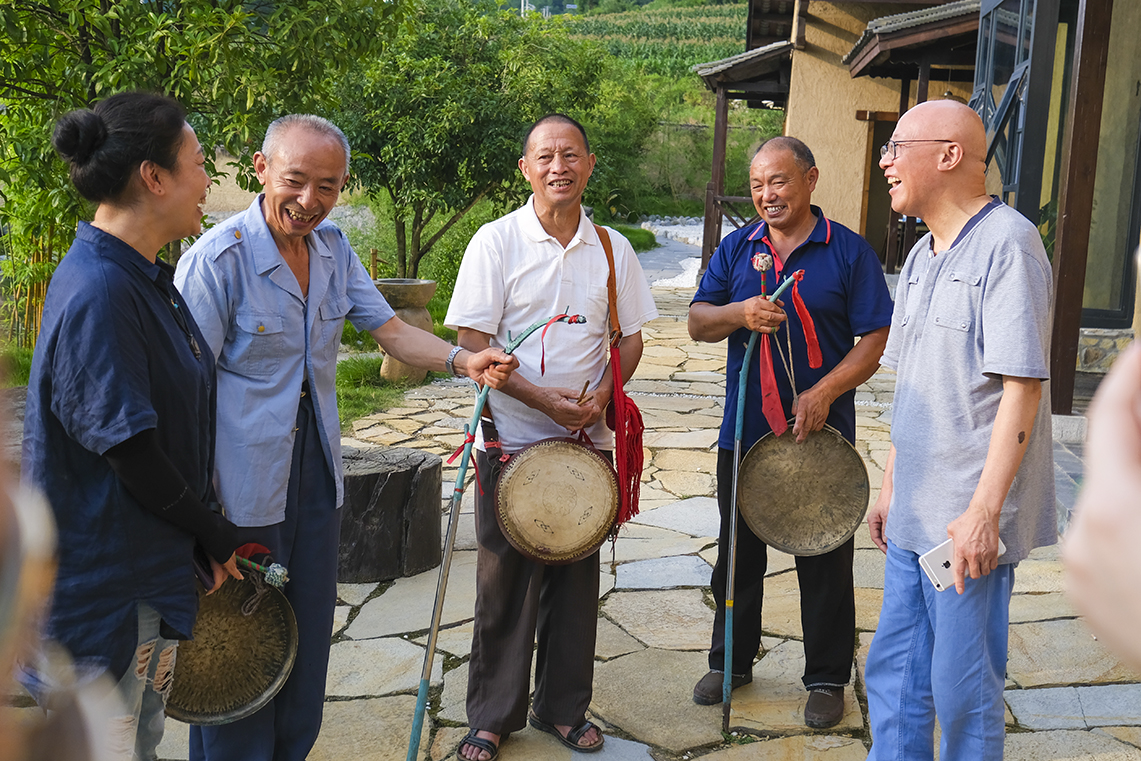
[722,271,798,731]
[407,313,586,761]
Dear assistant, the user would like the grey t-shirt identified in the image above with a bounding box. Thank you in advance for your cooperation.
[881,201,1056,563]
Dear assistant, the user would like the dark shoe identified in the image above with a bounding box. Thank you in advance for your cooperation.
[458,728,501,761]
[692,669,753,705]
[804,687,845,728]
[527,711,605,753]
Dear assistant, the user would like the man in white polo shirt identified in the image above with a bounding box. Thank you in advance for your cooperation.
[446,114,658,761]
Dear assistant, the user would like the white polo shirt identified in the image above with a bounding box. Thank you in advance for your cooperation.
[446,196,658,452]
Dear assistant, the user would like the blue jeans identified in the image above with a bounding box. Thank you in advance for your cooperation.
[866,540,1013,761]
[20,602,177,761]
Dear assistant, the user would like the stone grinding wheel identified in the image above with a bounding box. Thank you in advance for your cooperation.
[495,438,619,565]
[736,422,870,556]
[166,574,298,725]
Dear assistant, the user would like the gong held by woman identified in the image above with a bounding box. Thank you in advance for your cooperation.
[19,92,243,759]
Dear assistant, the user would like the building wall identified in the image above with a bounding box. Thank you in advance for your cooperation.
[784,2,971,233]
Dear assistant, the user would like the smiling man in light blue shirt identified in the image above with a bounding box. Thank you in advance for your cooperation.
[175,114,515,761]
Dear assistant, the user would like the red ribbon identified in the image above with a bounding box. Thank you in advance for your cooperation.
[790,270,822,369]
[757,332,789,437]
[447,432,484,495]
[539,314,582,376]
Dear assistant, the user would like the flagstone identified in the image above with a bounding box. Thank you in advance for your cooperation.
[633,363,676,380]
[629,395,718,413]
[684,360,725,373]
[1005,686,1085,729]
[1004,729,1141,760]
[698,735,867,760]
[602,589,713,650]
[653,449,718,473]
[326,637,442,697]
[309,696,431,761]
[626,380,688,394]
[413,621,474,658]
[642,345,689,359]
[1098,727,1141,750]
[596,617,646,660]
[1007,619,1138,687]
[600,570,616,597]
[333,605,351,635]
[853,549,885,589]
[643,429,719,449]
[1078,684,1141,727]
[354,426,414,446]
[685,382,726,397]
[673,371,725,383]
[347,551,477,639]
[441,510,477,551]
[616,556,713,590]
[1012,559,1065,594]
[631,496,720,538]
[654,469,715,498]
[437,665,468,723]
[610,523,709,562]
[496,730,654,760]
[1009,592,1077,623]
[431,727,470,761]
[338,582,379,607]
[590,649,724,752]
[386,417,428,434]
[729,640,861,733]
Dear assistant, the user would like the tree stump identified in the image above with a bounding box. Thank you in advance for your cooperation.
[338,446,442,583]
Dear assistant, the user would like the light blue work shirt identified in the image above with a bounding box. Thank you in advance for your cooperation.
[174,197,394,526]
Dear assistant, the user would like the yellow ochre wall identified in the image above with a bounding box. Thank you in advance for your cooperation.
[783,2,971,234]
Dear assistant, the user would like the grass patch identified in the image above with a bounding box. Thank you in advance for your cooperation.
[0,344,33,387]
[608,224,657,251]
[335,355,419,432]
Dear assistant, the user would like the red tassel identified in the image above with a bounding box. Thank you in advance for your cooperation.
[790,275,822,369]
[447,432,484,495]
[758,333,789,437]
[608,345,645,527]
[236,543,272,560]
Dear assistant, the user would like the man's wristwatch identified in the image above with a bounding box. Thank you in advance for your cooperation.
[445,345,464,377]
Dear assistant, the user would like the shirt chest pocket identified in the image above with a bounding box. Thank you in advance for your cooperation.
[229,310,285,376]
[931,270,982,333]
[317,296,352,361]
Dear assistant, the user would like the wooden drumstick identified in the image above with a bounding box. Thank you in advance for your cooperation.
[576,380,590,405]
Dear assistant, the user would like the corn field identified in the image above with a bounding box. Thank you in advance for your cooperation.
[566,3,747,76]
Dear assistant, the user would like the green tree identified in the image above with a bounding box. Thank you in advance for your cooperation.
[0,0,401,345]
[336,0,656,279]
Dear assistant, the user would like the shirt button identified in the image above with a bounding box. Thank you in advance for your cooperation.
[258,325,265,332]
[234,230,242,240]
[961,322,968,329]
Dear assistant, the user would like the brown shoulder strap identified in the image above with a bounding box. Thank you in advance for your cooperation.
[593,224,622,346]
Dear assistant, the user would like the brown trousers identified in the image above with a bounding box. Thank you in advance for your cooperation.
[465,449,600,734]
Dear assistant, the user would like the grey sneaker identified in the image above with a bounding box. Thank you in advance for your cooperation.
[804,687,845,728]
[692,670,752,705]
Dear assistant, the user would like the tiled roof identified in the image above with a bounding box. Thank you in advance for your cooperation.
[692,40,793,78]
[843,0,981,65]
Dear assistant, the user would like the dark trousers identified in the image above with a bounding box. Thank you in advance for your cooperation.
[466,449,600,735]
[190,392,340,761]
[708,447,855,689]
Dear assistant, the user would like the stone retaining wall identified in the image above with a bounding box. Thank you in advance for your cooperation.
[1078,327,1134,373]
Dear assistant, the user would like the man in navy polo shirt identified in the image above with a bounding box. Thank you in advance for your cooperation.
[688,136,892,728]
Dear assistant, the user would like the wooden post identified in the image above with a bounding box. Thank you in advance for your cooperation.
[901,63,932,256]
[884,77,911,274]
[702,87,731,271]
[1050,0,1114,415]
[370,248,378,280]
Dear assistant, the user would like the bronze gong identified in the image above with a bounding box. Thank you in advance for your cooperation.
[495,438,619,565]
[736,421,869,556]
[166,573,298,725]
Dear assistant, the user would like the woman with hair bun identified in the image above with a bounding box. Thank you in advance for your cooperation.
[20,91,243,760]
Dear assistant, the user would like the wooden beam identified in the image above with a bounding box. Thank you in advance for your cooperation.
[1051,0,1114,414]
[856,110,899,122]
[793,0,808,49]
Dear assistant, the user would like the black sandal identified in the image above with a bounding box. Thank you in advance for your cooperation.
[528,711,605,753]
[458,728,501,761]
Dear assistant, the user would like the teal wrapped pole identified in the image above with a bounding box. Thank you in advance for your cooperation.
[722,271,797,731]
[407,313,586,761]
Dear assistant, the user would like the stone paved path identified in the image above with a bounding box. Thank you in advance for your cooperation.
[153,282,1141,760]
[5,240,1136,758]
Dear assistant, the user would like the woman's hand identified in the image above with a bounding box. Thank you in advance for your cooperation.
[207,552,243,595]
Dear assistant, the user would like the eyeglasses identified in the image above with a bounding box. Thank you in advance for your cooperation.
[880,139,954,160]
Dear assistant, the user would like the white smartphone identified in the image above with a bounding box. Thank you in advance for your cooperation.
[918,537,1007,592]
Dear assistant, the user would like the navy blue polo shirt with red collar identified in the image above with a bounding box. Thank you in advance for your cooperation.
[692,206,893,451]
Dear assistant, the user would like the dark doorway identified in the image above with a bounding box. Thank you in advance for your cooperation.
[865,120,896,260]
